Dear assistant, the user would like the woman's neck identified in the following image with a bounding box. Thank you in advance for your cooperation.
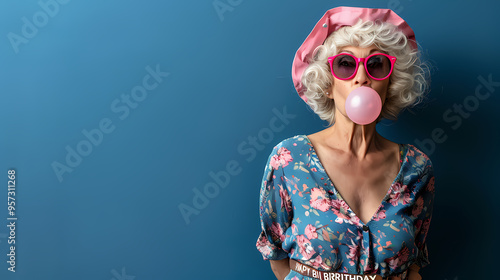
[323,112,384,160]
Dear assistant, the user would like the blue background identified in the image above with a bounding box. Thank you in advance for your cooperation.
[0,0,498,279]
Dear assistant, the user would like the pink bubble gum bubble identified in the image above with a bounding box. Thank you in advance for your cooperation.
[345,87,382,125]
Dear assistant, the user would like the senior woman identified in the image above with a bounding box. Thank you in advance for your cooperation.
[256,6,435,280]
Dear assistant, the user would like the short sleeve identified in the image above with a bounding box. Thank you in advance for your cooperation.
[256,144,293,260]
[412,159,436,269]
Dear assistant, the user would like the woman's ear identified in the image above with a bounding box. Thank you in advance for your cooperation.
[325,85,334,99]
[325,90,334,100]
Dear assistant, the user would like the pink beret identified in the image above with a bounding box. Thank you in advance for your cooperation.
[292,6,417,103]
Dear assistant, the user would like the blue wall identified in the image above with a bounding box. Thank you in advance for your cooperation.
[0,0,498,279]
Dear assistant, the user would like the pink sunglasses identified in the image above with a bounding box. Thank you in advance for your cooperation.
[327,53,397,80]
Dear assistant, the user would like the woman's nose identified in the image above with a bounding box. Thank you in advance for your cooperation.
[354,63,371,85]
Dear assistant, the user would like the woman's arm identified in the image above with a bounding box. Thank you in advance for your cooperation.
[269,258,291,280]
[406,264,422,280]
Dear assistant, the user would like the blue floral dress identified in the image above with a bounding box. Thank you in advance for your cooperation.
[256,135,435,279]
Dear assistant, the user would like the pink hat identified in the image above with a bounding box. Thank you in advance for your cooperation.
[292,6,417,103]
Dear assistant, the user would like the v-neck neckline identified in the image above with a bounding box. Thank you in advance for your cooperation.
[303,135,408,226]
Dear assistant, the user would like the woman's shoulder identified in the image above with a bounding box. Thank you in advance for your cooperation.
[404,143,434,167]
[402,143,431,161]
[265,135,311,172]
[266,135,311,164]
[272,134,311,151]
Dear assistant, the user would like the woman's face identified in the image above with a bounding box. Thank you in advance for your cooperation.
[327,45,391,122]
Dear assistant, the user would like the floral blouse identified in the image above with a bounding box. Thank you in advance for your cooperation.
[256,135,435,279]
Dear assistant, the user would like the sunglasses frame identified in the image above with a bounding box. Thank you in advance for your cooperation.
[327,53,397,81]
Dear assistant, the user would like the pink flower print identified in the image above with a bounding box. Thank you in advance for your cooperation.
[386,244,410,270]
[256,233,272,257]
[334,217,345,224]
[373,209,386,221]
[310,255,330,270]
[387,256,399,270]
[297,235,316,259]
[270,147,293,170]
[311,167,317,172]
[427,176,435,192]
[305,224,318,239]
[399,246,410,263]
[310,198,330,212]
[339,200,350,212]
[279,185,292,213]
[271,222,285,242]
[291,277,300,280]
[412,196,424,217]
[331,199,349,213]
[291,224,298,235]
[330,199,350,220]
[389,192,401,206]
[389,182,411,206]
[346,239,360,266]
[348,215,362,227]
[310,188,331,212]
[310,187,326,200]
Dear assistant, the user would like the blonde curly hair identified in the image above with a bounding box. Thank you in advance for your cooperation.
[301,18,431,126]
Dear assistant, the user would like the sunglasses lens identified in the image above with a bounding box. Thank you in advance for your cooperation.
[366,55,392,79]
[332,55,356,79]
